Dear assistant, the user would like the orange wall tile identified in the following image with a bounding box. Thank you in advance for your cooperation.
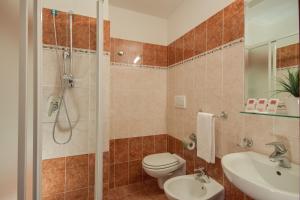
[195,22,207,55]
[143,43,157,66]
[183,29,195,59]
[42,154,95,200]
[104,20,111,52]
[108,134,168,190]
[42,157,66,196]
[207,11,224,51]
[103,134,251,199]
[90,18,97,50]
[156,45,168,67]
[175,37,184,63]
[168,42,176,66]
[277,43,300,68]
[44,0,246,68]
[42,8,110,51]
[167,0,245,66]
[223,0,244,44]
[111,38,168,67]
[42,134,252,199]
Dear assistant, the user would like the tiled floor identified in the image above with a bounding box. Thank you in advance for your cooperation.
[106,180,168,200]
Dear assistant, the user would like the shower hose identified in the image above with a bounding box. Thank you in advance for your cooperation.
[51,10,73,144]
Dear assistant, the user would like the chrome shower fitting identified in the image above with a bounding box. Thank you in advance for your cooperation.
[63,74,74,88]
[51,9,58,16]
[50,8,74,144]
[48,96,60,117]
[63,50,70,59]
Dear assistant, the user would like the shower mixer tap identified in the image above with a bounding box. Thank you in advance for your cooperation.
[48,96,60,117]
[63,74,74,88]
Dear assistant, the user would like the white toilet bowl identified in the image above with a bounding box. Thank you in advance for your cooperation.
[142,153,186,189]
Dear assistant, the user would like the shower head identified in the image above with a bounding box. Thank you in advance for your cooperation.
[51,9,58,16]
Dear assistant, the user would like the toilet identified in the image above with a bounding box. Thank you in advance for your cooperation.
[142,152,186,189]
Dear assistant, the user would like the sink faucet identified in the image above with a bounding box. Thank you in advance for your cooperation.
[266,142,291,168]
[194,167,210,183]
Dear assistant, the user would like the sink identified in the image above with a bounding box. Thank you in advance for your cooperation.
[163,174,224,200]
[221,151,299,200]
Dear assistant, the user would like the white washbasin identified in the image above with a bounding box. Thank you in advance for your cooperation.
[163,174,224,200]
[221,151,300,200]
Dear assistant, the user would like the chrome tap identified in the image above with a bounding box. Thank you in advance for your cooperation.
[194,167,210,183]
[266,142,291,168]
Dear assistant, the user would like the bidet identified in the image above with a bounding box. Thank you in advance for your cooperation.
[164,175,224,200]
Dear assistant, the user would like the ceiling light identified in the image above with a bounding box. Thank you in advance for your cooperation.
[133,56,141,64]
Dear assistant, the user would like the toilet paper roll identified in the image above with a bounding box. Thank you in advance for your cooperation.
[182,139,196,150]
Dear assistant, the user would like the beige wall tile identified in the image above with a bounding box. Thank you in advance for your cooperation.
[205,50,223,113]
[110,65,167,139]
[41,49,99,159]
[166,42,299,164]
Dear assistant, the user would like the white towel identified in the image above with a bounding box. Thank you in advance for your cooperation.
[196,112,215,163]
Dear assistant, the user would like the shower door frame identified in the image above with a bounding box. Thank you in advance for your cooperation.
[35,0,104,199]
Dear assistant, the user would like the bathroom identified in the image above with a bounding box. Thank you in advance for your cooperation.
[0,0,299,199]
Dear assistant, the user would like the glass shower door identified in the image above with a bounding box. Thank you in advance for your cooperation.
[40,1,100,199]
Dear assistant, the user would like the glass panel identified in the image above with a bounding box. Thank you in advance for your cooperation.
[245,43,270,99]
[0,1,20,199]
[40,1,98,199]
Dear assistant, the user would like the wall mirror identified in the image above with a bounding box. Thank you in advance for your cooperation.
[244,0,299,116]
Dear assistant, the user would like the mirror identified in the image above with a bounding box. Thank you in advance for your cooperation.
[245,0,299,101]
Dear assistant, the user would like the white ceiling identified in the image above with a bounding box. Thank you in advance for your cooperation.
[109,0,184,18]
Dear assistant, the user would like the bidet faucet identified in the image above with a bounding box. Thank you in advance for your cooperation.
[194,167,210,183]
[266,142,291,168]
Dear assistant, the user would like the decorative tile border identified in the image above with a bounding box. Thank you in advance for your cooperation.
[43,44,96,54]
[111,62,168,70]
[43,45,112,57]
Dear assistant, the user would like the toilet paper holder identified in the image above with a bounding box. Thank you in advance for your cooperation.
[189,133,197,143]
[183,133,197,150]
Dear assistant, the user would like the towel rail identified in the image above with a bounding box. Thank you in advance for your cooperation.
[198,110,228,119]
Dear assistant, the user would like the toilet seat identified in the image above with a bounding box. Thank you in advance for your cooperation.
[142,153,186,188]
[143,153,179,169]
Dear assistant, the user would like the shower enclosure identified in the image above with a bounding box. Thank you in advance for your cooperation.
[39,1,103,199]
